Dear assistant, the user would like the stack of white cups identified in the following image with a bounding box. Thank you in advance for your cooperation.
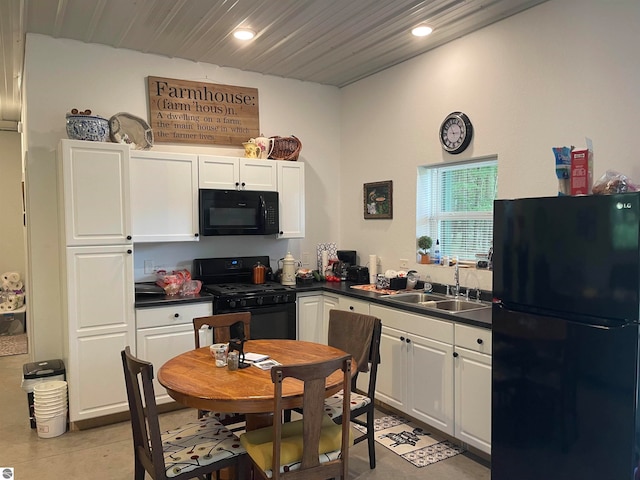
[33,380,68,438]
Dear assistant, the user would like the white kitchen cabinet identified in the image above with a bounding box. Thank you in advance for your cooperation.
[297,293,323,343]
[337,296,369,314]
[320,294,340,345]
[198,155,277,191]
[370,304,455,435]
[276,161,305,238]
[136,302,212,404]
[454,324,492,454]
[58,139,131,246]
[63,245,135,422]
[130,151,200,242]
[58,139,136,423]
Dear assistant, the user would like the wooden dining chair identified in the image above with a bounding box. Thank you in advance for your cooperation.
[193,312,251,427]
[319,310,382,469]
[193,312,251,347]
[120,346,247,480]
[240,354,353,479]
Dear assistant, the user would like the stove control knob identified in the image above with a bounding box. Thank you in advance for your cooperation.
[273,295,281,303]
[229,300,236,308]
[257,297,264,305]
[239,299,247,307]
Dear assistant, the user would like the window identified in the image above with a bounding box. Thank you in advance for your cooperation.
[417,157,497,261]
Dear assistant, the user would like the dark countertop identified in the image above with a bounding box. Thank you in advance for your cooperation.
[134,281,492,329]
[294,281,492,329]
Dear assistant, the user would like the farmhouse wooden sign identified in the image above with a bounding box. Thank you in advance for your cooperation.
[147,76,260,146]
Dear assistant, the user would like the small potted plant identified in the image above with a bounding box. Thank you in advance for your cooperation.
[417,235,433,264]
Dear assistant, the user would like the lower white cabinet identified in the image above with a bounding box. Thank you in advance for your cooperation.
[454,324,492,454]
[136,302,212,404]
[297,293,324,343]
[370,304,454,435]
[64,245,135,422]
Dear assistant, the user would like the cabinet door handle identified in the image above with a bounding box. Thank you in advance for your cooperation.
[406,338,411,344]
[126,235,132,240]
[127,249,132,254]
[349,306,354,311]
[194,233,199,237]
[477,338,484,344]
[241,182,246,188]
[400,336,405,342]
[453,352,459,357]
[174,313,180,318]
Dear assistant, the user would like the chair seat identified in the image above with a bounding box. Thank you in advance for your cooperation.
[163,416,246,478]
[323,389,372,419]
[240,414,353,478]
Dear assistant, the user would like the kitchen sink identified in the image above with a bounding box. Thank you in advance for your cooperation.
[383,291,490,314]
[384,292,449,303]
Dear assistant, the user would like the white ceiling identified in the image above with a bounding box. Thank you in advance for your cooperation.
[0,0,548,126]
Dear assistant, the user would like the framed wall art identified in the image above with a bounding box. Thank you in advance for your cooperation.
[364,181,393,219]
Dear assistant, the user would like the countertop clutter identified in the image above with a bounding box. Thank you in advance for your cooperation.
[135,280,492,329]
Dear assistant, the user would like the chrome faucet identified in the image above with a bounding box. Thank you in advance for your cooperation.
[452,260,460,297]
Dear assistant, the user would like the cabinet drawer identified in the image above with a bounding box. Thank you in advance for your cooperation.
[455,323,492,354]
[338,296,369,314]
[136,302,212,329]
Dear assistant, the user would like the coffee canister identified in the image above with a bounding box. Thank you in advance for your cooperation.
[281,252,296,286]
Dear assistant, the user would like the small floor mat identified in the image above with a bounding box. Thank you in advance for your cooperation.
[354,414,465,467]
[0,333,28,356]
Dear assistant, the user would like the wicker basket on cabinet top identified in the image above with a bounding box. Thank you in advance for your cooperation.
[269,135,302,161]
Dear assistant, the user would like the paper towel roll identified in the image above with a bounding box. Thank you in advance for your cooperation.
[0,303,6,311]
[4,302,15,311]
[369,255,378,284]
[321,251,329,275]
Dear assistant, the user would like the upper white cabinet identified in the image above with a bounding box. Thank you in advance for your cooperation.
[198,155,277,191]
[277,161,305,238]
[130,151,200,242]
[58,139,131,246]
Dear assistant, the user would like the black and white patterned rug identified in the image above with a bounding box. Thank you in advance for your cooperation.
[354,414,465,468]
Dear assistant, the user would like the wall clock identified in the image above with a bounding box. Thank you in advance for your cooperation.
[439,112,473,154]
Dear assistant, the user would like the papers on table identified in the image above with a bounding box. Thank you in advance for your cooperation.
[252,359,282,370]
[243,352,270,363]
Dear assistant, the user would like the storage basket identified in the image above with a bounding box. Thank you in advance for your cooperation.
[269,135,302,161]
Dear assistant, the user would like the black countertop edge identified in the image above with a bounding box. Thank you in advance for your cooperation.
[135,291,214,309]
[294,282,492,329]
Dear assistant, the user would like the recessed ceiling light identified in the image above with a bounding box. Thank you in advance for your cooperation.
[233,28,255,40]
[411,25,433,37]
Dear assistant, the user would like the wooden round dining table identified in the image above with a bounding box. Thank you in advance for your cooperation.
[157,339,355,430]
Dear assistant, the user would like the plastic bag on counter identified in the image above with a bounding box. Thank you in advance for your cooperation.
[592,170,639,195]
[155,269,192,295]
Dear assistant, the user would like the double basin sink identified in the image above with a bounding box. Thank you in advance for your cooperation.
[382,291,490,314]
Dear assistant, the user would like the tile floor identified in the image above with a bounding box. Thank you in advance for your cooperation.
[0,352,490,479]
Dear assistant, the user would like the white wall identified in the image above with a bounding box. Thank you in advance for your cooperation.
[0,131,25,279]
[23,35,341,359]
[340,0,640,290]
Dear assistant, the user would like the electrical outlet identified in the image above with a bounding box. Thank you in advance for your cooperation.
[399,258,409,269]
[144,260,154,274]
[302,252,310,267]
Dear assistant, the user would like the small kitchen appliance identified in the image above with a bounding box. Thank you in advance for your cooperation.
[346,266,369,284]
[337,250,357,265]
[193,256,296,340]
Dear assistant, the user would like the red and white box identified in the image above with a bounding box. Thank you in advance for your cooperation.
[570,148,593,195]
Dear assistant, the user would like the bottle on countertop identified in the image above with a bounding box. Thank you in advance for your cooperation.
[433,240,440,265]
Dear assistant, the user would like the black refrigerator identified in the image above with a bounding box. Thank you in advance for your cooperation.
[492,193,640,480]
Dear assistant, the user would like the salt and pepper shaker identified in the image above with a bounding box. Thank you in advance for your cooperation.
[227,351,239,371]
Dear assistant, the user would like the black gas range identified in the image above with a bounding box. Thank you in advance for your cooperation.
[192,256,297,340]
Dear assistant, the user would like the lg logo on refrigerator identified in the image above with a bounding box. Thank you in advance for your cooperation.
[616,202,632,209]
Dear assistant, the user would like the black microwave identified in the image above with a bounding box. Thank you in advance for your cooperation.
[199,189,280,236]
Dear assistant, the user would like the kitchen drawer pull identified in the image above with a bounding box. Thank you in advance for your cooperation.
[477,338,484,344]
[349,306,354,311]
[453,352,459,358]
[174,313,180,318]
[127,249,132,254]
